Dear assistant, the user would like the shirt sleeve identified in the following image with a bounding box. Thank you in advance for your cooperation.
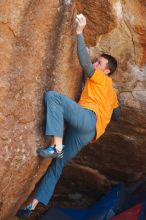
[77,34,95,77]
[89,69,106,84]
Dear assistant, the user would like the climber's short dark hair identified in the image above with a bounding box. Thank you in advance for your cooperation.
[101,54,117,75]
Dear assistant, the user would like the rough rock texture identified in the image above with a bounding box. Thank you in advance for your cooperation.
[0,0,146,219]
[0,1,81,219]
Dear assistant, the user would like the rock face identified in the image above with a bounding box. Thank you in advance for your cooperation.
[0,1,81,219]
[0,0,146,219]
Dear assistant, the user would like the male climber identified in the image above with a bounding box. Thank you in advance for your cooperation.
[16,14,121,219]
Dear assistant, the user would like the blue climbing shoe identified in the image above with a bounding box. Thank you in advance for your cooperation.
[37,145,64,158]
[16,204,33,219]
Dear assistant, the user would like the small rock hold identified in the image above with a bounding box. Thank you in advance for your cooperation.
[64,0,72,5]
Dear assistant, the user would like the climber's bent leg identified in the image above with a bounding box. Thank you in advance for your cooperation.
[38,90,97,157]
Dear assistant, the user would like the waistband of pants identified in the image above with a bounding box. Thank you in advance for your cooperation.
[84,108,96,118]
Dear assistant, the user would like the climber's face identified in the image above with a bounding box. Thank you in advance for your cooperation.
[93,57,110,75]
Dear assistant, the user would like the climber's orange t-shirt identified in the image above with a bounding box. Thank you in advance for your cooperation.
[78,69,119,142]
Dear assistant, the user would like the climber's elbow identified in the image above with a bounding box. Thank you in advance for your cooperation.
[111,106,121,121]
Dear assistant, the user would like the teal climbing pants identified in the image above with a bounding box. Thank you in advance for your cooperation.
[35,91,96,205]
